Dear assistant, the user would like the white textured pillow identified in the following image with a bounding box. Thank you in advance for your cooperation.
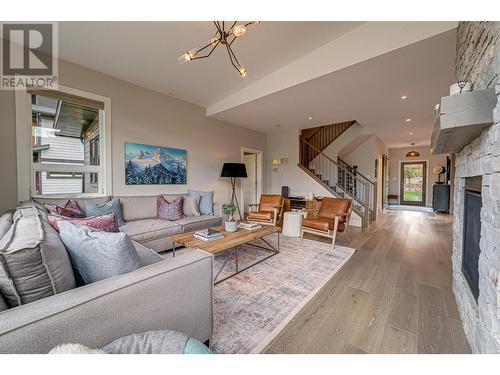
[183,195,201,217]
[49,343,105,354]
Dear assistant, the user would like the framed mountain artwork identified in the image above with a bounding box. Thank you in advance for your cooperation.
[125,142,187,185]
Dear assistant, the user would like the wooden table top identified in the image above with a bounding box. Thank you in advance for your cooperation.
[171,225,281,254]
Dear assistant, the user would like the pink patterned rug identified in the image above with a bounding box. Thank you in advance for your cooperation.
[202,233,356,354]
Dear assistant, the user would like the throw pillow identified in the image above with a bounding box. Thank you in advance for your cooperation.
[182,195,200,217]
[48,213,119,233]
[58,221,142,285]
[157,196,184,221]
[102,330,211,354]
[85,198,125,226]
[46,200,85,218]
[0,210,76,307]
[188,190,214,215]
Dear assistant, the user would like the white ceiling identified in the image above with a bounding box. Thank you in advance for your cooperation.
[59,21,363,107]
[212,29,457,147]
[58,22,456,148]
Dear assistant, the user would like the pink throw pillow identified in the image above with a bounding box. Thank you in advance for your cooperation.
[157,196,184,221]
[48,213,118,233]
[46,200,85,218]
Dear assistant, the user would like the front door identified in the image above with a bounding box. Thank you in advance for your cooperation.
[400,161,426,206]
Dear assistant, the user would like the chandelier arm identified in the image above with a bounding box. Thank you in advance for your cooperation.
[191,40,220,60]
[227,44,242,67]
[228,35,237,47]
[213,21,222,33]
[225,43,240,72]
[194,42,215,55]
[227,21,237,34]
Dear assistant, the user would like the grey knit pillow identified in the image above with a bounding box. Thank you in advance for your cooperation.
[58,221,141,285]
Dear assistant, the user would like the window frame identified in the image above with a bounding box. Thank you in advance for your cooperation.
[15,84,112,200]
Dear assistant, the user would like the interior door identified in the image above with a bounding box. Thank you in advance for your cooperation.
[400,161,426,206]
[243,153,257,213]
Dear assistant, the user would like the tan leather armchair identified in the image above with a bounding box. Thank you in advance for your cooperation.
[301,197,352,248]
[247,194,284,227]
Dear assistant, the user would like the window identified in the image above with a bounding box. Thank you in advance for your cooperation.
[29,90,108,197]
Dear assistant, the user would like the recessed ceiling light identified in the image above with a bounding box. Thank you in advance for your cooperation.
[405,118,412,122]
[308,116,313,120]
[401,95,407,100]
[409,132,414,135]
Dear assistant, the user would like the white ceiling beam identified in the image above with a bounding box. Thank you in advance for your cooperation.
[206,21,457,116]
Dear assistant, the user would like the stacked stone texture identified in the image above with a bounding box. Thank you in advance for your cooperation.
[453,21,500,353]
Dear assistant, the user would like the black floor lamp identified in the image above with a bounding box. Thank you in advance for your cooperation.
[221,163,247,220]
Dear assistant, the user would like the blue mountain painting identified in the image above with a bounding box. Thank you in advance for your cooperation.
[125,142,187,185]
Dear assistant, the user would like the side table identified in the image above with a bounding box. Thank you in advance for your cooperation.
[282,211,303,237]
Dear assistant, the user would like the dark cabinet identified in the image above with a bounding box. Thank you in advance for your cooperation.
[433,184,450,212]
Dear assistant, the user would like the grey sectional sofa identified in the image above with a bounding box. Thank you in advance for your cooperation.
[0,195,218,353]
[27,194,223,252]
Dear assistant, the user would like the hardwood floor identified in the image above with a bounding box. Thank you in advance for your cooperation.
[264,209,471,354]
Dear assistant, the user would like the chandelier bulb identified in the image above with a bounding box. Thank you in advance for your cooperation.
[238,65,247,77]
[233,24,247,37]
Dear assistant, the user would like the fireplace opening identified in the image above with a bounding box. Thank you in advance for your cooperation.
[462,176,482,302]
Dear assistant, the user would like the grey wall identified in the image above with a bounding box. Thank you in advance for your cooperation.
[0,59,267,213]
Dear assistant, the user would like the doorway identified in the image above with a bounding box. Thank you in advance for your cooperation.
[241,148,263,214]
[400,161,427,206]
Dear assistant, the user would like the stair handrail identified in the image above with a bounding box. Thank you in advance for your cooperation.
[299,137,377,225]
[300,138,368,191]
[337,157,375,186]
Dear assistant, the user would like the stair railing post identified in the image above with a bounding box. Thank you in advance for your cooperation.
[364,185,370,227]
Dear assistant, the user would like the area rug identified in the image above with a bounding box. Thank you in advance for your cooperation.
[198,234,356,354]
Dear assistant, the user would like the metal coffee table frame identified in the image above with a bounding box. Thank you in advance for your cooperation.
[212,233,279,284]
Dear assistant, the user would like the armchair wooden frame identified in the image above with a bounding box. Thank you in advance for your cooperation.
[247,197,284,227]
[301,202,352,248]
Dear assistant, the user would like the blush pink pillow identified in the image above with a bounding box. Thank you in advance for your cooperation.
[48,213,118,233]
[157,196,184,221]
[47,200,85,218]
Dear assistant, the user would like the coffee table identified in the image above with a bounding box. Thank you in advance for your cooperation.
[171,225,280,284]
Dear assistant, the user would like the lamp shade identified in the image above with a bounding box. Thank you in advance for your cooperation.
[221,163,247,178]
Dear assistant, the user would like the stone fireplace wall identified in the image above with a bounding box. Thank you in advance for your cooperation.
[452,21,500,353]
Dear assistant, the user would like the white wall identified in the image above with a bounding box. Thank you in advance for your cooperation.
[1,59,267,213]
[388,146,448,206]
[266,128,334,197]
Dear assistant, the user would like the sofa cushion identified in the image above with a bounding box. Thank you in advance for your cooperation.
[48,213,119,233]
[157,196,184,221]
[85,198,125,226]
[176,215,222,233]
[188,190,214,215]
[0,211,14,241]
[133,242,163,266]
[58,222,142,285]
[248,211,273,221]
[0,292,8,312]
[118,196,158,222]
[120,219,182,242]
[0,210,76,307]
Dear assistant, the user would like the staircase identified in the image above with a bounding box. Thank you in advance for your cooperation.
[299,123,377,227]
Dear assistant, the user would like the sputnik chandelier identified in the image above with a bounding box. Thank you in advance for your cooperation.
[178,21,260,77]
